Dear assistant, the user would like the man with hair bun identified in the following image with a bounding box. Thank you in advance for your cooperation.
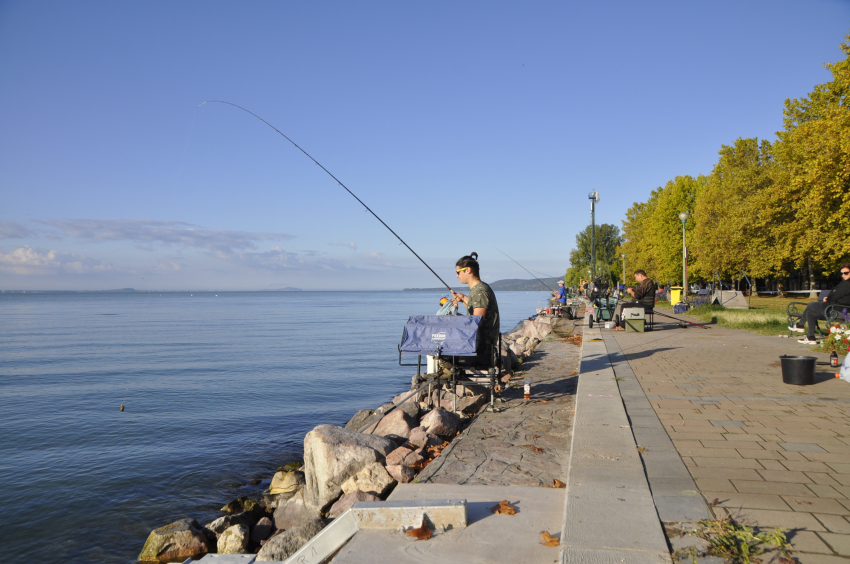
[451,252,500,363]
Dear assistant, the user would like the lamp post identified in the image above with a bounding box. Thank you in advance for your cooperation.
[678,211,690,302]
[589,191,600,279]
[622,254,625,285]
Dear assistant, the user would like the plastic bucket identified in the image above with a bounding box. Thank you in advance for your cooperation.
[779,355,816,385]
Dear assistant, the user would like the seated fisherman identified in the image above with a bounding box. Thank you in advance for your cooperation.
[549,280,567,307]
[451,252,501,366]
[613,269,656,330]
[790,263,850,345]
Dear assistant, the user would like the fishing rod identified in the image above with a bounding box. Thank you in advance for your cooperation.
[198,100,453,292]
[492,246,556,292]
[651,309,708,328]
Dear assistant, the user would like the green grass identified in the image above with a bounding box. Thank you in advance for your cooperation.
[687,304,788,336]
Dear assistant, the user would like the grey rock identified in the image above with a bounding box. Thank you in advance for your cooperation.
[386,445,425,467]
[273,489,321,531]
[408,426,442,448]
[138,518,213,563]
[344,408,378,432]
[302,424,395,509]
[372,408,416,439]
[269,470,305,495]
[204,510,258,536]
[386,464,416,483]
[217,523,249,554]
[327,490,380,518]
[341,461,396,498]
[250,517,275,544]
[420,407,460,438]
[255,518,325,562]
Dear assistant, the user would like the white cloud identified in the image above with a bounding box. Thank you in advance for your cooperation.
[0,220,36,239]
[329,241,357,251]
[40,219,295,253]
[0,246,112,275]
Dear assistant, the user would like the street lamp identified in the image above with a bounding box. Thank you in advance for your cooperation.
[589,191,600,279]
[678,211,690,301]
[621,254,625,285]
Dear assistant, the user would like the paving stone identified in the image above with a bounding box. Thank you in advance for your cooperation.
[756,469,812,483]
[781,496,849,515]
[710,420,747,427]
[786,530,834,554]
[814,513,850,534]
[689,457,763,469]
[727,508,825,531]
[702,491,791,511]
[694,478,735,492]
[732,480,815,496]
[806,484,848,499]
[820,532,850,556]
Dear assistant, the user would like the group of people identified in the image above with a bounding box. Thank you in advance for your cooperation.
[447,253,850,357]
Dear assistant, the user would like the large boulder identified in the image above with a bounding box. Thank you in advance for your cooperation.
[519,319,553,341]
[269,470,305,495]
[341,461,396,498]
[386,464,416,483]
[303,424,395,509]
[250,517,275,545]
[500,340,521,371]
[372,408,417,439]
[420,407,460,438]
[327,490,380,518]
[138,518,213,563]
[273,490,322,531]
[217,524,249,554]
[255,518,325,562]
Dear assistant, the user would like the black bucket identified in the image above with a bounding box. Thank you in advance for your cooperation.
[779,355,816,385]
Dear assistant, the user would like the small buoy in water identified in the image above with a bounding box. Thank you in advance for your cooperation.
[120,404,125,411]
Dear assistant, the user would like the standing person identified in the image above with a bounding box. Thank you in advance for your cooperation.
[613,269,656,330]
[791,263,850,345]
[549,280,567,307]
[451,252,500,364]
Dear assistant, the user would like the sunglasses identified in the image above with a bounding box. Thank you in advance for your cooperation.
[456,268,468,274]
[842,271,850,275]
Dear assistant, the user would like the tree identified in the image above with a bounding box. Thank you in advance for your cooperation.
[565,224,623,286]
[691,139,783,281]
[772,33,850,272]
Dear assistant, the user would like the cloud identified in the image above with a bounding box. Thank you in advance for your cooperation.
[0,220,36,239]
[329,241,357,251]
[0,246,112,275]
[357,251,394,267]
[39,219,295,253]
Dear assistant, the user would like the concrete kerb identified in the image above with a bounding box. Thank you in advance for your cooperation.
[558,307,671,564]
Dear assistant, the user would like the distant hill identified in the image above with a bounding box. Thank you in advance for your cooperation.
[404,277,563,292]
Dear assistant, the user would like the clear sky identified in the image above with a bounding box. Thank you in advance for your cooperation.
[1,1,848,291]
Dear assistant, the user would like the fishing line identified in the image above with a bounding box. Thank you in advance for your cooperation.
[492,246,555,292]
[198,100,453,292]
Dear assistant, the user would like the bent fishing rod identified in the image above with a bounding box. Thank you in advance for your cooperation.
[492,246,556,292]
[198,100,453,292]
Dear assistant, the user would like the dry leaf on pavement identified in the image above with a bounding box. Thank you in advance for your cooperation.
[490,500,518,515]
[552,479,566,488]
[518,444,544,454]
[540,531,559,547]
[405,523,432,541]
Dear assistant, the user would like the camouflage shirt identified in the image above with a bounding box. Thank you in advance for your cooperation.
[466,281,500,346]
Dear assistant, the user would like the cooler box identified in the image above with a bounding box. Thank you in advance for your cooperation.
[399,315,480,356]
[669,286,683,304]
[623,307,645,333]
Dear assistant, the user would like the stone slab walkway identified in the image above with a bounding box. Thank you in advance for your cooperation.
[610,311,850,563]
[417,339,580,487]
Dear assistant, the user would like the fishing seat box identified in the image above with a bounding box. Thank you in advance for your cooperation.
[623,307,645,333]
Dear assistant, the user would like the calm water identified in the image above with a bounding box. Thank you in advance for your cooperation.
[0,290,547,563]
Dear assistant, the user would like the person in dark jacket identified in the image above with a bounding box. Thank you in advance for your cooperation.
[613,270,656,329]
[791,263,850,344]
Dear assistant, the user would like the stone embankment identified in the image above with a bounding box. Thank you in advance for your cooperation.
[137,312,577,563]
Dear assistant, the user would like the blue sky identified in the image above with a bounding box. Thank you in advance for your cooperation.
[1,1,848,291]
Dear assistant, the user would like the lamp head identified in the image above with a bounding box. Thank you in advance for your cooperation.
[678,211,690,222]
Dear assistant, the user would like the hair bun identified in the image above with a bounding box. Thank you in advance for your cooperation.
[470,252,478,260]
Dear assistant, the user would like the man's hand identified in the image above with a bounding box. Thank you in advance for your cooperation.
[451,291,466,306]
[627,288,635,297]
[824,296,829,302]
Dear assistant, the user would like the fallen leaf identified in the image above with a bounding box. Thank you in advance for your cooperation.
[636,445,647,454]
[518,444,544,454]
[552,479,566,488]
[405,523,432,540]
[490,500,518,515]
[540,530,559,547]
[533,434,540,439]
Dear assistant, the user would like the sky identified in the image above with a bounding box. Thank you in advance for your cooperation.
[1,1,848,291]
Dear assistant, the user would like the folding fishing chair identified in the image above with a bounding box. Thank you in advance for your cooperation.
[398,315,503,414]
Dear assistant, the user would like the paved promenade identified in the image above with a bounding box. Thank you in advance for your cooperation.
[610,311,850,563]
